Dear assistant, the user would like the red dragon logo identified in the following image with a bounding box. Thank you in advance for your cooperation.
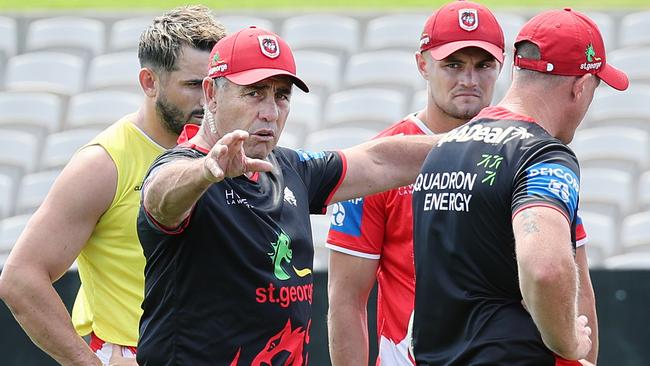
[229,319,311,365]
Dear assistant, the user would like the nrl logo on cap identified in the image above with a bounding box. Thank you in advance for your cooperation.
[459,9,478,31]
[258,35,280,59]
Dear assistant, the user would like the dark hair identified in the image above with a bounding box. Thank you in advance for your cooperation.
[515,41,541,60]
[138,5,226,73]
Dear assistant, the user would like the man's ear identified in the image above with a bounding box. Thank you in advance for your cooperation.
[572,73,592,102]
[415,51,429,80]
[203,77,217,111]
[139,67,158,98]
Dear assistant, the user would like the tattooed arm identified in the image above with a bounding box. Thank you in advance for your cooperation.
[513,207,592,361]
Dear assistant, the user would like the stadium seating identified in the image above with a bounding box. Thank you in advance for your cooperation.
[0,129,41,174]
[108,17,152,52]
[608,47,650,84]
[324,88,406,129]
[0,214,32,254]
[580,210,618,267]
[15,170,61,214]
[618,10,650,49]
[219,15,274,33]
[0,173,14,219]
[86,51,140,91]
[293,50,342,95]
[621,211,650,254]
[637,171,650,210]
[282,14,360,55]
[284,91,322,138]
[0,16,17,60]
[570,126,650,174]
[579,168,635,218]
[584,85,650,130]
[0,91,62,133]
[65,90,141,129]
[363,14,427,51]
[305,127,377,151]
[603,252,650,269]
[40,129,102,170]
[343,50,424,92]
[310,213,333,271]
[5,51,85,96]
[25,16,105,57]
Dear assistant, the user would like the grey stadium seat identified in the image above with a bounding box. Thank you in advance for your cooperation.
[619,11,650,49]
[220,15,273,33]
[109,16,152,52]
[0,92,62,132]
[39,129,102,170]
[15,170,61,214]
[25,16,105,56]
[66,90,141,129]
[363,14,428,51]
[87,51,141,91]
[324,88,406,129]
[282,14,360,55]
[5,52,85,96]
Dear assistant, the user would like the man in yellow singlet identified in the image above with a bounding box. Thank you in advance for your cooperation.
[0,6,225,365]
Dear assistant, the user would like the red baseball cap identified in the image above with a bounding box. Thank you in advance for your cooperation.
[207,26,309,92]
[419,0,505,63]
[514,8,629,91]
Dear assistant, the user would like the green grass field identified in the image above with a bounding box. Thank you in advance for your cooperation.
[1,0,649,10]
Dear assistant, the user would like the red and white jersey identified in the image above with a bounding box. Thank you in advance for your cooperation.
[327,114,431,365]
[327,113,588,365]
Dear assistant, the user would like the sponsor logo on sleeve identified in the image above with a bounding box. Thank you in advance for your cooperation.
[329,198,363,236]
[295,149,326,162]
[525,162,579,216]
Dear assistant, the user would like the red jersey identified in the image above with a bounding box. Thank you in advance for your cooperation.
[327,114,431,365]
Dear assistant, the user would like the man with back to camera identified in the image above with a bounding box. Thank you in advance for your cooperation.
[326,1,598,365]
[0,6,225,365]
[135,26,443,365]
[411,8,627,366]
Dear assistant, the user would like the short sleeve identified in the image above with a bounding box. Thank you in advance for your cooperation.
[139,148,204,235]
[326,191,387,259]
[286,148,346,214]
[511,143,581,224]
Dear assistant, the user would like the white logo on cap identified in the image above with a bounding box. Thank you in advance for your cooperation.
[459,9,478,31]
[258,35,280,59]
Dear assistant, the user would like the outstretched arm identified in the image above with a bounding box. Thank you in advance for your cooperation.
[328,251,379,365]
[331,134,439,203]
[513,206,592,361]
[143,130,273,228]
[0,145,116,366]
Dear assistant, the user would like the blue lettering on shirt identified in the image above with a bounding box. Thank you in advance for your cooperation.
[525,162,579,221]
[295,149,326,162]
[329,198,363,237]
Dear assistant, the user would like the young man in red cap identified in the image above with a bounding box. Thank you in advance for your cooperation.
[327,1,506,364]
[135,26,442,365]
[412,8,627,365]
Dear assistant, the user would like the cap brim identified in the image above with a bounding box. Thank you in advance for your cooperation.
[429,40,505,63]
[225,68,309,93]
[597,63,629,91]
